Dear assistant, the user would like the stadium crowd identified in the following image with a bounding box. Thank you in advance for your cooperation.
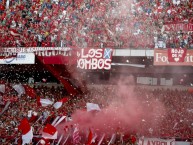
[0,0,193,49]
[0,83,193,144]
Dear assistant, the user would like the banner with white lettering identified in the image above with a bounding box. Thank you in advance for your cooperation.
[0,47,113,67]
[168,48,187,62]
[0,47,73,64]
[77,48,113,70]
[163,23,193,32]
[154,49,193,66]
[138,138,175,145]
[0,50,74,65]
[36,50,76,64]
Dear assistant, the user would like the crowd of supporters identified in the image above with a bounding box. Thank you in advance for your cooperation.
[0,84,70,144]
[0,83,193,144]
[85,86,193,139]
[0,0,193,49]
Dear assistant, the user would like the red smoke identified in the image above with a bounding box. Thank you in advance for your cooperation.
[70,76,166,136]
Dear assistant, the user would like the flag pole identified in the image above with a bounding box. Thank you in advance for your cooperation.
[57,134,64,145]
[62,134,70,145]
[37,115,50,133]
[36,140,40,145]
[108,134,116,145]
[32,116,42,126]
[51,139,55,145]
[91,134,97,143]
[98,134,105,145]
[51,116,60,126]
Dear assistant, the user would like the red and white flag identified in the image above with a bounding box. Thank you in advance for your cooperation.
[18,118,33,145]
[73,125,81,144]
[42,124,58,139]
[53,98,68,109]
[86,103,101,112]
[38,98,54,107]
[10,28,20,36]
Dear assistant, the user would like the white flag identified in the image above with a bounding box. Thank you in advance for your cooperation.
[40,98,54,107]
[22,127,33,145]
[12,84,25,96]
[86,103,101,112]
[0,84,5,93]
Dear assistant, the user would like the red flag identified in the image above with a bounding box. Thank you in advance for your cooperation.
[43,124,56,135]
[36,96,41,106]
[42,124,58,139]
[29,112,38,123]
[18,118,31,135]
[60,97,68,103]
[86,129,93,145]
[131,135,136,143]
[23,85,36,98]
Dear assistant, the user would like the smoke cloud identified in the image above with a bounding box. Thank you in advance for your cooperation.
[68,76,166,136]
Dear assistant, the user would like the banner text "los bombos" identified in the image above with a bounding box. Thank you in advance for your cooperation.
[77,49,112,70]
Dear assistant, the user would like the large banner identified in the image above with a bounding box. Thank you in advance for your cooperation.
[37,48,113,69]
[0,47,73,64]
[0,49,73,65]
[163,23,193,32]
[0,48,113,69]
[138,138,175,145]
[77,48,113,70]
[154,49,193,66]
[36,50,76,65]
